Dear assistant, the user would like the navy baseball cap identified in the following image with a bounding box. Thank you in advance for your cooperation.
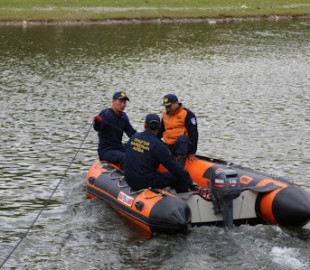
[162,94,178,106]
[145,114,160,128]
[113,91,129,101]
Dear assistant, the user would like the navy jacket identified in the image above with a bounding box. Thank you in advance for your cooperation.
[124,130,191,188]
[93,108,137,153]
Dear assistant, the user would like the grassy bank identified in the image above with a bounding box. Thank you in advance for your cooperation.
[1,0,310,22]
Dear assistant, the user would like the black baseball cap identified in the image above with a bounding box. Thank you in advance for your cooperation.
[113,91,129,101]
[162,94,178,106]
[145,114,160,128]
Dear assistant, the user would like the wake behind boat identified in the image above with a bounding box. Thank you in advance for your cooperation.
[86,155,310,234]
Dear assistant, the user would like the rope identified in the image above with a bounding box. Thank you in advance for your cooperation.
[143,188,165,199]
[105,168,128,187]
[118,180,128,188]
[0,121,93,269]
[109,169,124,180]
[129,188,148,195]
[99,165,162,196]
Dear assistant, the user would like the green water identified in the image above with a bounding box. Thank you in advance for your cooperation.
[0,20,310,269]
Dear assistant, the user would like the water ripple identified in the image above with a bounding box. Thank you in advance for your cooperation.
[0,20,310,269]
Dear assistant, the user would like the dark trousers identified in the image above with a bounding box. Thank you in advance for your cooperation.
[149,172,189,193]
[98,147,126,167]
[167,135,191,157]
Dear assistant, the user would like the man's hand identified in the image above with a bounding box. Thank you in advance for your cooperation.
[189,182,199,191]
[187,154,198,162]
[94,116,102,123]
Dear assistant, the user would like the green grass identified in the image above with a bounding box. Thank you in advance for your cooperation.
[1,0,310,8]
[0,0,310,21]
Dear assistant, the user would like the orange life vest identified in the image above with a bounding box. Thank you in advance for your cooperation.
[162,105,189,145]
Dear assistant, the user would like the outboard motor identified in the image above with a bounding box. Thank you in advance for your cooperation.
[211,169,241,229]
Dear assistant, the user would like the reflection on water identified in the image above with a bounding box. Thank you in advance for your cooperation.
[0,20,310,269]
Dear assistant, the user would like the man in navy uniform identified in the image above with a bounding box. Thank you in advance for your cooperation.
[124,113,198,192]
[93,91,137,166]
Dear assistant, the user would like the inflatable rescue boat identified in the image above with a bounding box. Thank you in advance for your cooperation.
[86,156,310,234]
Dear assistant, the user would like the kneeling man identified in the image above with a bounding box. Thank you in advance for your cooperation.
[124,114,198,193]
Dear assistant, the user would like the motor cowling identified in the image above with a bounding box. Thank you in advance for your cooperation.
[211,169,241,200]
[211,169,241,229]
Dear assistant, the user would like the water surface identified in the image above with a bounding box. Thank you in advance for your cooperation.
[0,20,310,269]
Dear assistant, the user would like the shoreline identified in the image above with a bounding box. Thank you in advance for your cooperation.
[1,14,310,26]
[1,3,310,26]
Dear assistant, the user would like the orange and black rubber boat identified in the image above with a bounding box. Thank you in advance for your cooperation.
[86,155,310,234]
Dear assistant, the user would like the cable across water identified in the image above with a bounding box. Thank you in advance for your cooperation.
[0,121,94,269]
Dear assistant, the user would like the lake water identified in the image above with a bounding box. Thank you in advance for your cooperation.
[0,20,310,269]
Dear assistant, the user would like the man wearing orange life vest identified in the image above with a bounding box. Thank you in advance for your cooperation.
[158,94,198,166]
